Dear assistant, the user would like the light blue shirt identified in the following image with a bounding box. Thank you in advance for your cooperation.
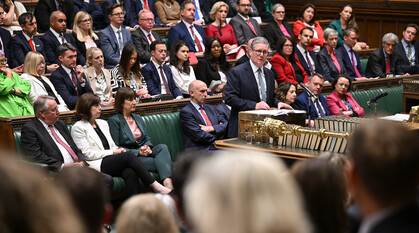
[190,100,210,126]
[344,44,357,66]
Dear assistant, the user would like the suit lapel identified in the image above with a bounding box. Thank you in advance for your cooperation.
[203,104,217,125]
[189,102,206,125]
[107,26,118,49]
[118,114,137,144]
[33,118,62,155]
[18,33,32,52]
[85,121,105,150]
[245,62,260,100]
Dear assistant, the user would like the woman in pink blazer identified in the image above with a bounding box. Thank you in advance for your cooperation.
[326,74,364,117]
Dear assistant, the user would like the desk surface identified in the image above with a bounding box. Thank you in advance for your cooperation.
[215,138,319,162]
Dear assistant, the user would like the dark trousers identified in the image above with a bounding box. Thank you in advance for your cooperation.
[101,152,154,197]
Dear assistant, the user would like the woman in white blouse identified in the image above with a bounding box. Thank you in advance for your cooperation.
[84,47,114,106]
[20,51,69,111]
[169,40,196,97]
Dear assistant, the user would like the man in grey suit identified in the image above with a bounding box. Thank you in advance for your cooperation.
[132,10,161,64]
[99,3,133,68]
[229,0,262,45]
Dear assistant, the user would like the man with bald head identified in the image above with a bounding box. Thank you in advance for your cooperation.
[180,80,228,151]
[35,0,74,33]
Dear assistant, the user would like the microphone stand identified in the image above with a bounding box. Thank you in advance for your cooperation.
[300,83,317,127]
[367,101,378,119]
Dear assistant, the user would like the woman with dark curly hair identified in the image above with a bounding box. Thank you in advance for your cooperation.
[270,36,308,84]
[195,37,230,93]
[169,40,196,97]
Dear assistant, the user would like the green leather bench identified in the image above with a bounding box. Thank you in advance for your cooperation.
[14,112,185,198]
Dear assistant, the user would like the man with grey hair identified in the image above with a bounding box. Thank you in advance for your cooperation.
[225,37,291,138]
[50,43,92,110]
[366,32,407,78]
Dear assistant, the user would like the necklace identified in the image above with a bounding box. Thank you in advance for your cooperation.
[164,1,172,8]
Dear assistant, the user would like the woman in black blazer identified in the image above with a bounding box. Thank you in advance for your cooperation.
[318,28,346,83]
[195,37,230,94]
[71,11,100,66]
[263,3,294,51]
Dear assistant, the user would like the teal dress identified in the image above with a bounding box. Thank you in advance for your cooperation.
[0,72,34,117]
[329,20,345,48]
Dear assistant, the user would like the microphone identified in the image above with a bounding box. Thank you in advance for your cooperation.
[368,91,388,104]
[299,82,318,101]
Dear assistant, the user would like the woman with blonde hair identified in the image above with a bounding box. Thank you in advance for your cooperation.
[21,51,68,111]
[84,47,114,106]
[116,194,179,233]
[71,11,99,66]
[185,151,311,233]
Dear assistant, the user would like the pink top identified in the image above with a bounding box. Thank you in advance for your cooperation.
[326,91,365,117]
[279,24,291,38]
[127,118,142,141]
[328,48,341,73]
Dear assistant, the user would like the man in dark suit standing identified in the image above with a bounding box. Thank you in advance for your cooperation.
[41,11,84,66]
[395,23,419,74]
[293,73,330,120]
[142,40,183,99]
[225,37,290,138]
[10,13,58,72]
[180,80,227,150]
[338,28,368,80]
[50,43,92,110]
[366,33,407,78]
[168,0,206,57]
[347,121,419,233]
[229,0,262,45]
[35,0,74,33]
[99,3,133,68]
[295,27,323,77]
[21,95,113,188]
[132,10,161,64]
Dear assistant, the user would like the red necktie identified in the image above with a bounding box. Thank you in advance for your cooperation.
[246,19,257,35]
[29,38,35,51]
[386,56,390,73]
[351,49,362,78]
[143,0,150,10]
[147,33,153,43]
[71,70,78,95]
[159,66,171,95]
[49,125,79,162]
[200,106,212,126]
[190,25,203,52]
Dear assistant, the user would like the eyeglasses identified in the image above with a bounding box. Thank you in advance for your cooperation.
[79,18,91,23]
[0,58,7,63]
[239,4,251,7]
[253,50,269,55]
[139,18,154,22]
[112,12,126,16]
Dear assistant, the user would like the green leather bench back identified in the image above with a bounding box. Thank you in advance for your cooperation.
[350,86,402,116]
[360,58,368,73]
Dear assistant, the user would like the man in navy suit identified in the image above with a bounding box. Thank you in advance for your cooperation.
[347,121,419,233]
[293,73,330,121]
[395,23,419,74]
[99,3,133,68]
[225,37,290,138]
[168,0,206,57]
[50,43,92,110]
[142,41,183,99]
[338,28,368,80]
[10,13,58,72]
[180,80,227,150]
[295,27,323,77]
[41,11,84,66]
[35,0,74,33]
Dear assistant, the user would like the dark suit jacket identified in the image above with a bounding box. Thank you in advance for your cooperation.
[21,118,86,172]
[395,40,419,74]
[74,0,106,30]
[34,0,74,33]
[295,46,323,77]
[293,91,330,119]
[167,21,206,53]
[102,0,134,27]
[235,55,279,79]
[128,0,162,25]
[98,25,133,68]
[318,46,346,82]
[229,15,262,45]
[50,66,93,109]
[194,58,224,86]
[108,113,153,156]
[225,61,279,138]
[338,46,365,80]
[0,28,12,67]
[142,62,182,98]
[365,47,404,78]
[180,102,227,150]
[131,28,161,63]
[41,30,84,65]
[263,21,294,50]
[70,32,99,66]
[10,32,47,68]
[369,202,419,233]
[215,101,231,121]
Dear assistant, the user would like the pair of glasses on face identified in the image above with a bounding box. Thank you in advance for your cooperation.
[0,58,7,63]
[112,12,126,16]
[79,18,91,23]
[253,50,269,55]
